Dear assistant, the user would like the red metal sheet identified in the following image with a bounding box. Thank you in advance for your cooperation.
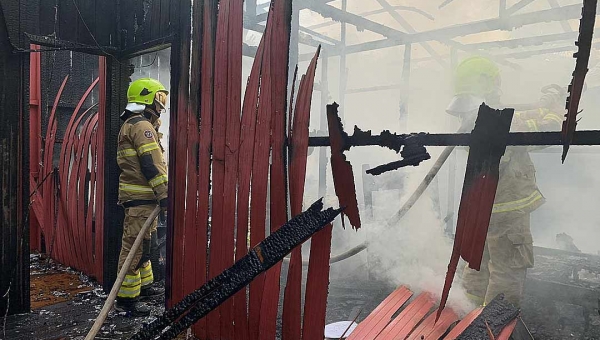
[192,0,217,337]
[259,0,293,338]
[375,292,435,340]
[496,318,518,340]
[206,0,231,337]
[233,23,266,340]
[326,103,361,230]
[347,286,413,340]
[442,307,483,339]
[248,6,274,339]
[406,308,458,340]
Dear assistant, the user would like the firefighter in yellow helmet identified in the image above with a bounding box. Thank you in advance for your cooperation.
[447,57,563,308]
[115,78,169,316]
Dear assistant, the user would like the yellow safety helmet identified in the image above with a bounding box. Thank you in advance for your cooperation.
[127,78,169,111]
[453,56,501,97]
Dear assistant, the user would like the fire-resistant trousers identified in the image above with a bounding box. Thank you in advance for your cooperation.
[117,205,158,299]
[462,213,534,307]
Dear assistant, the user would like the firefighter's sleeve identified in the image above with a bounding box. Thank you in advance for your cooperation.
[514,108,563,132]
[131,121,168,207]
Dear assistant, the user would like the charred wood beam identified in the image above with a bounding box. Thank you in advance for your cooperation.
[308,130,600,147]
[243,21,335,48]
[456,294,520,339]
[307,5,435,30]
[299,3,587,61]
[464,31,578,50]
[129,200,342,340]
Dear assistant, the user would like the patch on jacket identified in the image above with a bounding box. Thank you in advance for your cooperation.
[144,130,154,139]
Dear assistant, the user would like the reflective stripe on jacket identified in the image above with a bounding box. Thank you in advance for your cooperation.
[117,115,168,203]
[491,108,562,219]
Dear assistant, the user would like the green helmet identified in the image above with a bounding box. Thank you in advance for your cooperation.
[127,78,169,106]
[453,56,500,97]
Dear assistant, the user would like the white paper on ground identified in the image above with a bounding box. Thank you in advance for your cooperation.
[324,321,358,339]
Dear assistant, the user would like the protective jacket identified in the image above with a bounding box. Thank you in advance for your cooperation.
[117,113,168,207]
[492,108,563,220]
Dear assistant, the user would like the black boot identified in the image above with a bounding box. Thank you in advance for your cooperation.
[114,297,151,317]
[140,284,165,300]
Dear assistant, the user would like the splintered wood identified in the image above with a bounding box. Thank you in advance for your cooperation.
[347,286,518,340]
[166,0,331,339]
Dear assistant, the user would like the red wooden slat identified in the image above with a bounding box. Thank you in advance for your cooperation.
[232,25,266,340]
[43,76,68,262]
[299,47,332,340]
[29,44,42,252]
[192,0,217,337]
[206,0,231,337]
[406,308,458,340]
[58,80,98,269]
[87,127,99,277]
[374,292,435,340]
[258,0,293,337]
[442,307,483,340]
[248,6,275,340]
[95,56,106,281]
[282,65,302,340]
[217,1,244,337]
[347,286,412,340]
[438,107,513,320]
[326,104,361,230]
[171,0,192,308]
[496,318,518,340]
[78,114,98,273]
[182,0,202,310]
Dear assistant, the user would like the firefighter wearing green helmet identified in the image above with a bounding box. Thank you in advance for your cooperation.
[115,77,169,316]
[448,57,563,308]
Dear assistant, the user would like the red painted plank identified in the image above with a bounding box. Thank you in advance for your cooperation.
[232,25,266,340]
[95,56,106,281]
[326,104,361,230]
[248,6,275,340]
[282,65,302,340]
[496,318,518,340]
[29,44,42,252]
[206,0,231,337]
[57,79,98,269]
[406,308,458,340]
[258,0,293,337]
[218,0,244,337]
[87,127,99,278]
[375,292,435,340]
[170,0,192,309]
[442,307,483,340]
[347,286,413,340]
[182,0,202,312]
[192,0,217,337]
[438,106,513,320]
[43,76,68,262]
[299,47,334,340]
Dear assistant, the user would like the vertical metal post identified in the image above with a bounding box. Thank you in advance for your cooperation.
[499,0,507,18]
[399,43,411,131]
[318,52,329,199]
[338,0,347,122]
[446,47,458,235]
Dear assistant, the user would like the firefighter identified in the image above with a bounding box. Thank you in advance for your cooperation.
[447,56,563,307]
[115,78,169,316]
